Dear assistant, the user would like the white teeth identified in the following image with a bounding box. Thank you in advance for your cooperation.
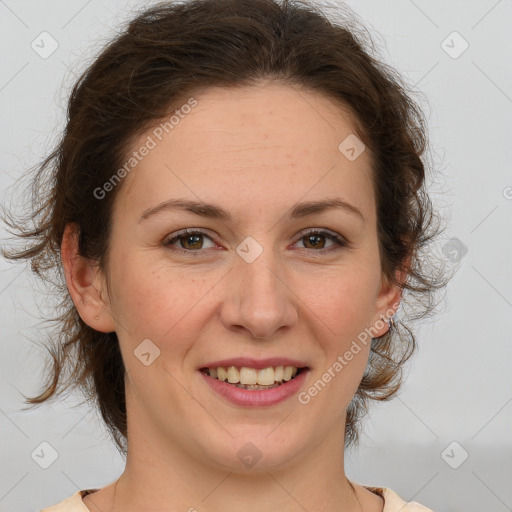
[283,366,294,381]
[239,367,258,385]
[217,367,228,382]
[257,367,275,385]
[205,365,301,385]
[227,366,238,384]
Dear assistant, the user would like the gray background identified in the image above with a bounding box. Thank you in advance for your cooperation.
[1,1,511,511]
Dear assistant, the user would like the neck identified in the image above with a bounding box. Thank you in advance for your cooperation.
[107,412,364,512]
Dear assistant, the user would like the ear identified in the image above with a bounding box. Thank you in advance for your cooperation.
[60,222,116,333]
[370,255,411,338]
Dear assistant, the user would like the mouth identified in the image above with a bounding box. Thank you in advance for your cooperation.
[199,365,308,390]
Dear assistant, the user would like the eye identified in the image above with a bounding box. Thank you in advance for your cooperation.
[163,228,349,256]
[163,229,217,255]
[292,229,348,252]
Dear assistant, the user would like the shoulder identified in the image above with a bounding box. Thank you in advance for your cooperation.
[40,489,99,512]
[41,486,434,512]
[363,485,435,512]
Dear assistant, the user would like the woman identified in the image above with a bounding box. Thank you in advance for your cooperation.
[2,0,448,510]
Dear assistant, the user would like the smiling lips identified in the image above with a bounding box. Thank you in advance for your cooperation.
[201,365,301,386]
[198,357,310,405]
[199,357,309,386]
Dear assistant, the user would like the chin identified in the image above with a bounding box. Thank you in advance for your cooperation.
[200,430,306,473]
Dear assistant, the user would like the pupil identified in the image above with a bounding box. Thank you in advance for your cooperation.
[305,234,324,249]
[183,234,202,249]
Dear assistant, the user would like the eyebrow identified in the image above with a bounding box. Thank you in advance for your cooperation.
[138,197,365,223]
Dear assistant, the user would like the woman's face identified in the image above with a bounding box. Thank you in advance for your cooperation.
[98,83,399,470]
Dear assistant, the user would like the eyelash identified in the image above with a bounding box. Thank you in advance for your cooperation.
[163,228,348,256]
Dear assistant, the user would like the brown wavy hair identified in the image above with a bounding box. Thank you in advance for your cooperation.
[1,0,449,454]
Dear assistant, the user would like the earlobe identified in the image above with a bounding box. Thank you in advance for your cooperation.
[60,223,116,333]
[372,287,401,338]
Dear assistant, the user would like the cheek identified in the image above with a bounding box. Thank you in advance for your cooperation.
[297,265,378,398]
[108,255,219,349]
[111,267,209,398]
[301,275,375,406]
[301,266,379,341]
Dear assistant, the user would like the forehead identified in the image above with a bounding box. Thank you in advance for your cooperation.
[114,83,376,226]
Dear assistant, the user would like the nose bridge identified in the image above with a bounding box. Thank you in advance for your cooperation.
[241,252,281,309]
[222,239,298,338]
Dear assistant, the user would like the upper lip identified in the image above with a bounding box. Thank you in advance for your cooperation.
[199,357,310,370]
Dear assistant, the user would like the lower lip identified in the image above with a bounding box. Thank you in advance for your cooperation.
[199,369,310,406]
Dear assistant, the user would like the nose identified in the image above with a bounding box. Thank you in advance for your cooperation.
[220,249,298,340]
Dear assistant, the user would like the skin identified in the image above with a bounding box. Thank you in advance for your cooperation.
[61,82,404,512]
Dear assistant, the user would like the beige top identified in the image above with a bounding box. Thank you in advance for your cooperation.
[40,486,434,511]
